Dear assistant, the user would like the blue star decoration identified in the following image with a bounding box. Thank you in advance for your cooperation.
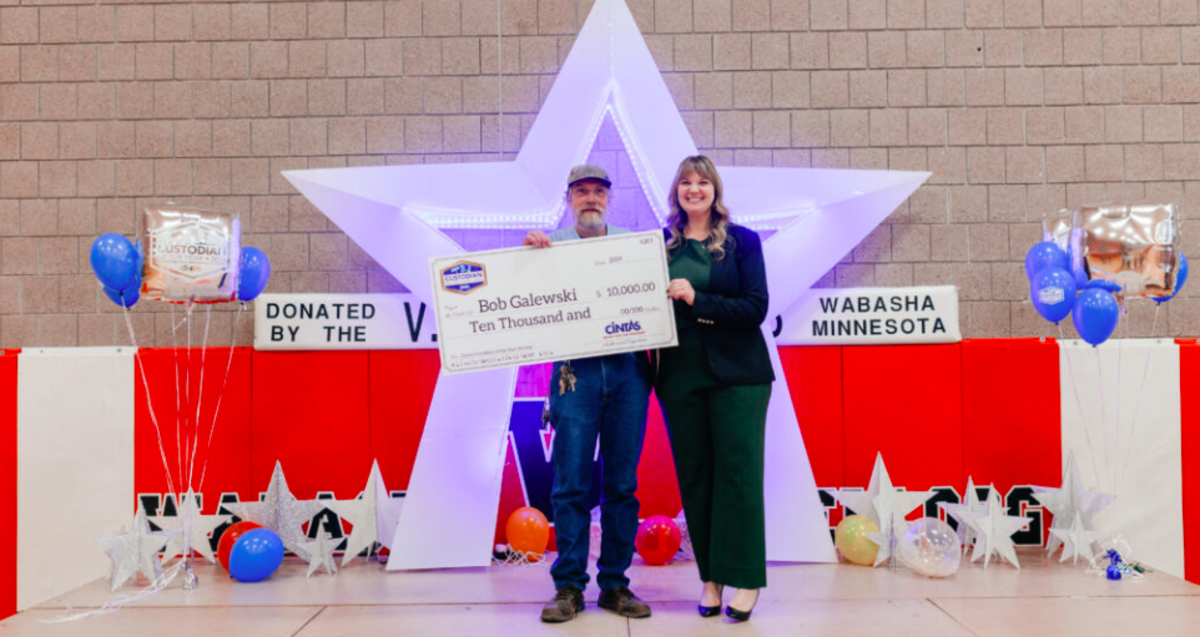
[284,0,928,570]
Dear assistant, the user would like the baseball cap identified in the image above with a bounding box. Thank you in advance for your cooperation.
[567,164,612,188]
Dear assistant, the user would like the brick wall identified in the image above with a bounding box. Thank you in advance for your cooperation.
[0,0,1197,347]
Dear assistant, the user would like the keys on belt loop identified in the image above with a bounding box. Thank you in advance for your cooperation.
[558,360,576,395]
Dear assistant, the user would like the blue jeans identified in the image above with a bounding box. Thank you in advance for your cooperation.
[547,352,650,592]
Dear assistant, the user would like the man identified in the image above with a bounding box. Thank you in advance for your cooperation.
[524,165,653,623]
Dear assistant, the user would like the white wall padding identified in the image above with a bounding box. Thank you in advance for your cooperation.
[1059,338,1183,578]
[17,347,134,610]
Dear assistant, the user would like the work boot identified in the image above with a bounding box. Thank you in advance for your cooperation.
[597,586,651,618]
[540,587,585,623]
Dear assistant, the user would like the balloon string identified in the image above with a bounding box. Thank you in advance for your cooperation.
[184,302,194,507]
[1117,304,1160,515]
[1058,326,1106,493]
[170,304,184,508]
[197,303,246,495]
[40,560,183,623]
[1093,345,1116,538]
[122,305,177,505]
[186,306,211,493]
[1112,306,1125,527]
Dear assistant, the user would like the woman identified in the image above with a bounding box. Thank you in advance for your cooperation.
[654,155,775,621]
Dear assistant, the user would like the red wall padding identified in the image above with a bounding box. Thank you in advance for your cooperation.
[1179,339,1200,584]
[0,351,18,622]
[962,339,1062,493]
[134,348,253,513]
[778,346,845,489]
[250,351,370,500]
[366,350,440,491]
[842,344,964,496]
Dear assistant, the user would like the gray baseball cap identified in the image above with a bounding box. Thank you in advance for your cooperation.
[567,164,612,188]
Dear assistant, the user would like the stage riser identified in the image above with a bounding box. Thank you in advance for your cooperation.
[1,338,1197,619]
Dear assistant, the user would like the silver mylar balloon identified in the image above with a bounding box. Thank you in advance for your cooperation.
[1076,202,1180,298]
[897,517,961,578]
[141,204,241,303]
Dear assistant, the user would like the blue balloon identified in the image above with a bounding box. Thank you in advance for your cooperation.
[1024,242,1068,281]
[1031,267,1076,324]
[90,233,138,292]
[237,246,271,302]
[228,528,284,583]
[1072,288,1120,347]
[102,284,139,308]
[1085,279,1123,294]
[1154,253,1189,304]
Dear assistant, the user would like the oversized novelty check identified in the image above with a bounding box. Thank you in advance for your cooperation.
[429,231,678,373]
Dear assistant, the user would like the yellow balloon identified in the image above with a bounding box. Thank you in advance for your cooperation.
[835,515,881,566]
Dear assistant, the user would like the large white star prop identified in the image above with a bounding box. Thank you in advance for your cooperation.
[968,488,1032,569]
[329,460,405,567]
[98,506,176,591]
[299,534,339,577]
[284,0,926,569]
[1032,453,1115,555]
[1050,512,1097,565]
[225,462,324,559]
[150,489,230,564]
[939,476,987,549]
[830,453,931,566]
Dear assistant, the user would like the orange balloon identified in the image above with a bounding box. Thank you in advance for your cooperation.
[506,507,550,559]
[217,521,261,572]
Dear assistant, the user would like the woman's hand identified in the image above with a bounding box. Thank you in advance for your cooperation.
[668,278,696,306]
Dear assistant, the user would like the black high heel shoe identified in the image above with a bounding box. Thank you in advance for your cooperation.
[724,589,760,622]
[697,584,724,617]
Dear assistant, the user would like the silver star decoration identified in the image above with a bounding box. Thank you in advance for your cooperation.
[225,461,324,559]
[1032,453,1114,556]
[299,534,339,577]
[1049,512,1097,565]
[939,476,988,549]
[831,453,932,567]
[967,488,1032,569]
[329,460,398,567]
[150,489,230,564]
[98,506,176,591]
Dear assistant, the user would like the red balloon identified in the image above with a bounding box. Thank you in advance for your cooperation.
[635,515,681,566]
[217,521,261,572]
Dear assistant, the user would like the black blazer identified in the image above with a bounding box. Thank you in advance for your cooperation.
[655,223,776,386]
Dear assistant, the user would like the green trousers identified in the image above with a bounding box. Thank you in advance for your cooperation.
[656,329,771,589]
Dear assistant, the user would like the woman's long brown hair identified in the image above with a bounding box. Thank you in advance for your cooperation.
[665,155,731,261]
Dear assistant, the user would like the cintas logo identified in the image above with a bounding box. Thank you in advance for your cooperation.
[604,320,643,336]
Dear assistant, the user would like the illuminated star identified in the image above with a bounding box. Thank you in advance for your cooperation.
[284,0,926,569]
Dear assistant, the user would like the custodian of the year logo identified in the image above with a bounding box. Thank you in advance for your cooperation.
[441,261,488,294]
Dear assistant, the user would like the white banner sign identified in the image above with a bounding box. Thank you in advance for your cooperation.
[774,286,961,345]
[254,293,438,350]
[256,285,960,350]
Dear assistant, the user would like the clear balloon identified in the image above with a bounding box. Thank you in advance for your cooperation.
[835,515,880,566]
[1072,288,1120,346]
[1031,267,1076,323]
[897,517,961,578]
[238,246,272,302]
[90,233,139,292]
[1024,242,1069,281]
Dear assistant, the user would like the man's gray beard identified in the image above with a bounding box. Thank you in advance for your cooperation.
[576,209,605,232]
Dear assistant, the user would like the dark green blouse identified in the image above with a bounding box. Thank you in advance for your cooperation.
[669,238,712,331]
